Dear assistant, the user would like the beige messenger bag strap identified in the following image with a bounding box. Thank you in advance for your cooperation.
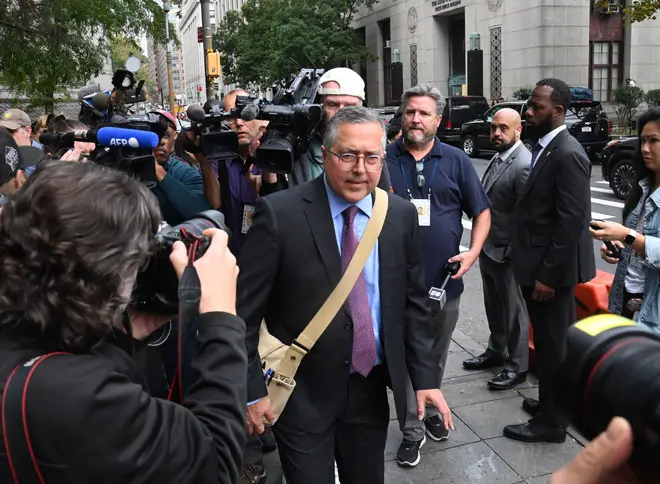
[272,187,389,380]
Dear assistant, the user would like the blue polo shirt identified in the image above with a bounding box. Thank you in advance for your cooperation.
[387,137,490,300]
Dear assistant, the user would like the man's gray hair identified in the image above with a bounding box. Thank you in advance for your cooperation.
[401,84,446,116]
[323,106,387,153]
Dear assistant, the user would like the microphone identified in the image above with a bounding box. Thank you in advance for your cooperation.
[39,127,160,150]
[91,92,111,111]
[96,127,160,149]
[187,104,207,123]
[241,103,260,122]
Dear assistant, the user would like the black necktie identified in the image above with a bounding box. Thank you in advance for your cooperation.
[531,142,543,168]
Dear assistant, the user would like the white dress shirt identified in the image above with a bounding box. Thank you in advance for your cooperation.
[532,124,567,166]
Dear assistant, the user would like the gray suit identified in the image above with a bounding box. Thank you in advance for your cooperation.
[480,142,530,372]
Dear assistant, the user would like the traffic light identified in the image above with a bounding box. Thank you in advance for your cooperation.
[206,50,221,78]
[197,26,203,43]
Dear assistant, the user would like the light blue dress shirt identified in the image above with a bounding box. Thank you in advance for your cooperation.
[324,176,383,366]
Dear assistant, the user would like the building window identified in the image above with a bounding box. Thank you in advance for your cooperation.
[410,44,418,87]
[590,41,621,101]
[490,26,502,100]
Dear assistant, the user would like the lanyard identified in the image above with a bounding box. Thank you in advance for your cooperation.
[400,158,438,201]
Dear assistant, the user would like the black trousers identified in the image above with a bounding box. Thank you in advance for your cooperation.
[274,365,390,484]
[523,286,575,428]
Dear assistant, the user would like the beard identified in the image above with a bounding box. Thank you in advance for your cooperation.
[527,112,554,140]
[403,126,435,147]
[493,138,516,153]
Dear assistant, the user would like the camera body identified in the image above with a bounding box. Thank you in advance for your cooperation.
[132,210,230,314]
[90,113,167,185]
[188,68,324,171]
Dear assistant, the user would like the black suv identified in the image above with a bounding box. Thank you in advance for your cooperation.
[436,96,490,145]
[459,100,611,161]
[600,136,638,200]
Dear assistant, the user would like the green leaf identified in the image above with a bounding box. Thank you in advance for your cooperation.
[0,0,179,112]
[214,0,377,89]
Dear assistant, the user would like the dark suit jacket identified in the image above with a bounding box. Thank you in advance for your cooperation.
[238,176,436,432]
[512,129,596,288]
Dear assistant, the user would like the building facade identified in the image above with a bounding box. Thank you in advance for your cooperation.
[353,0,660,106]
[147,11,187,109]
[179,0,221,104]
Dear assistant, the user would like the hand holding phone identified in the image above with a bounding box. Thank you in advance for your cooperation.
[591,222,622,260]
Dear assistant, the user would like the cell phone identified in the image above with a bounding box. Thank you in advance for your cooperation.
[590,221,621,259]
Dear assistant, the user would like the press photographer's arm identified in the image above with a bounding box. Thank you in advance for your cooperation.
[0,162,246,484]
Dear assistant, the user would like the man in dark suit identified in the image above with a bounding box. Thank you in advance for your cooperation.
[463,108,530,390]
[238,106,453,484]
[505,78,596,443]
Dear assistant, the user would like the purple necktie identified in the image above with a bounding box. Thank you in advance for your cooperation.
[341,206,377,377]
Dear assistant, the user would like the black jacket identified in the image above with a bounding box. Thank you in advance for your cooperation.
[512,129,596,288]
[238,176,435,432]
[0,312,247,484]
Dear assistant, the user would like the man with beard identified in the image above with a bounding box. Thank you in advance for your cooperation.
[387,84,491,467]
[505,78,595,443]
[462,108,530,390]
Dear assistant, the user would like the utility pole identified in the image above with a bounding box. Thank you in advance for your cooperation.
[200,0,215,100]
[163,2,177,116]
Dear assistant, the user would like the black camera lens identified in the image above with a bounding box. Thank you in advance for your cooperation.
[556,315,660,479]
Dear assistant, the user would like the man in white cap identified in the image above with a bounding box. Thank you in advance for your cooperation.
[288,67,392,191]
[0,109,33,147]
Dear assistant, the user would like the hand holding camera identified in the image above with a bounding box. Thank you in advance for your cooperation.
[169,228,238,315]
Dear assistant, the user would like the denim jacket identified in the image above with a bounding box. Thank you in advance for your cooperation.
[609,178,660,332]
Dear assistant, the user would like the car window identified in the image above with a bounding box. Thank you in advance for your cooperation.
[485,103,523,119]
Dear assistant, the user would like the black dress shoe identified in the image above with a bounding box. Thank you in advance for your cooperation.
[522,398,540,416]
[462,352,505,370]
[487,370,527,390]
[503,419,566,443]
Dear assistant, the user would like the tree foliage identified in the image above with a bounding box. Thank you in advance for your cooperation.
[596,0,660,23]
[611,84,645,132]
[512,86,533,101]
[0,0,179,112]
[109,36,157,101]
[646,89,660,107]
[214,0,378,89]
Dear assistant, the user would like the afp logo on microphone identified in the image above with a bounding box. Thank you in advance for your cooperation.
[108,137,140,148]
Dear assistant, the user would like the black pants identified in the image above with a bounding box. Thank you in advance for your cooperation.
[244,433,263,465]
[523,286,575,428]
[274,365,390,484]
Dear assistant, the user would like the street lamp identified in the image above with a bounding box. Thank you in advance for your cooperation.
[163,1,176,116]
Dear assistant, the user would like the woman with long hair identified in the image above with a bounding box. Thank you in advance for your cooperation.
[590,107,660,329]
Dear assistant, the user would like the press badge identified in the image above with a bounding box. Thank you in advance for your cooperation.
[242,204,256,234]
[412,199,430,226]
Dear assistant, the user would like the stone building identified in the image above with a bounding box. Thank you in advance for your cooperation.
[353,0,660,105]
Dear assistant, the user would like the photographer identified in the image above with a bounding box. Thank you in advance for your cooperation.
[0,161,246,483]
[151,111,212,225]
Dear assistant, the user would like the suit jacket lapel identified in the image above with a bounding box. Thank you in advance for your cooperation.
[302,177,342,287]
[517,130,567,203]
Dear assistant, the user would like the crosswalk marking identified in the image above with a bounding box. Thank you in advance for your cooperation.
[591,197,625,209]
[590,186,614,194]
[596,181,610,185]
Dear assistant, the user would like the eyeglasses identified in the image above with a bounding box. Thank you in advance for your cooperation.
[327,149,383,172]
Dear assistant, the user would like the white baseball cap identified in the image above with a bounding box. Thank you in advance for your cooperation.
[318,68,365,101]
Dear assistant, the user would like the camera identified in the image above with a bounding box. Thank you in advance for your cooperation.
[131,210,231,314]
[556,314,659,480]
[186,68,324,172]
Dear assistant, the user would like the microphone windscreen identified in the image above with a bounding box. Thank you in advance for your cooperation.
[92,92,110,110]
[241,104,260,122]
[187,104,206,123]
[97,127,160,149]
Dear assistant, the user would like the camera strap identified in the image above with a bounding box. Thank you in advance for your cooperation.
[2,352,69,484]
[167,233,203,403]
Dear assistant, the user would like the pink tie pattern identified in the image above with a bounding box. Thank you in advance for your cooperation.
[341,206,377,377]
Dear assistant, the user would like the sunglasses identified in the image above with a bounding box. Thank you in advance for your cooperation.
[415,161,425,189]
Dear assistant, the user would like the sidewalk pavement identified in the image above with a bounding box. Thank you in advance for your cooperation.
[264,328,585,484]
